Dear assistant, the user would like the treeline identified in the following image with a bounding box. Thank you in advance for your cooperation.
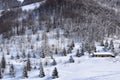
[0,0,120,43]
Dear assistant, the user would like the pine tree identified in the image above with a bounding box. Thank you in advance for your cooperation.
[71,40,75,47]
[104,40,108,49]
[76,50,81,57]
[27,53,31,58]
[55,48,58,54]
[22,51,26,58]
[1,55,6,69]
[26,58,31,71]
[52,59,57,66]
[16,53,20,59]
[7,50,10,55]
[23,66,28,78]
[109,40,114,50]
[81,47,84,55]
[63,48,67,56]
[100,40,104,46]
[39,62,45,78]
[36,34,40,41]
[11,55,14,59]
[33,53,36,58]
[0,67,2,79]
[41,51,45,58]
[52,67,59,79]
[10,64,15,77]
[69,56,74,63]
[67,48,72,54]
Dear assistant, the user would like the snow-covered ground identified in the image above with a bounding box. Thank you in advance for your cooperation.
[0,30,120,80]
[21,1,45,11]
[17,0,24,3]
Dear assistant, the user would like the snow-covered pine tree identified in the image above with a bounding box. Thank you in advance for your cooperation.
[71,40,75,47]
[22,50,26,58]
[36,34,40,41]
[109,40,114,50]
[10,64,15,77]
[81,47,84,55]
[100,40,104,46]
[76,50,81,57]
[104,40,108,49]
[23,66,28,78]
[11,54,14,59]
[39,62,45,78]
[55,48,58,54]
[52,67,59,79]
[62,48,67,56]
[69,56,74,63]
[51,59,57,66]
[0,67,2,79]
[26,58,31,71]
[41,51,45,58]
[1,54,6,69]
[33,53,36,58]
[16,53,20,59]
[27,53,31,58]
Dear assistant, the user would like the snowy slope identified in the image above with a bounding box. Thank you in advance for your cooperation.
[17,0,24,3]
[0,29,119,80]
[21,1,45,11]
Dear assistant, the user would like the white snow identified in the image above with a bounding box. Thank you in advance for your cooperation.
[17,0,24,3]
[94,52,114,56]
[0,29,120,80]
[21,0,46,11]
[22,2,41,11]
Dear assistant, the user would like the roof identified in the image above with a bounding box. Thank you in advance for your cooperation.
[93,52,114,56]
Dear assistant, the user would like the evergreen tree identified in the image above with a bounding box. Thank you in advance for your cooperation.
[16,53,20,59]
[76,50,81,57]
[63,48,67,56]
[27,53,31,58]
[36,34,40,41]
[67,48,72,54]
[7,50,10,55]
[41,51,45,58]
[0,67,2,79]
[69,56,74,63]
[11,55,14,59]
[51,59,57,66]
[119,44,120,49]
[109,40,114,50]
[10,64,15,77]
[93,45,96,52]
[1,55,6,69]
[33,53,36,58]
[81,47,84,55]
[52,67,59,79]
[22,51,26,58]
[39,62,45,78]
[104,40,108,49]
[26,58,31,71]
[71,40,75,47]
[100,40,104,46]
[55,48,58,54]
[23,66,28,78]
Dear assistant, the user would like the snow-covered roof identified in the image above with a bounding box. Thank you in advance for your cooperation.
[93,52,114,56]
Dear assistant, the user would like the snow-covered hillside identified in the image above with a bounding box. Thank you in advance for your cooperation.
[0,29,120,80]
[17,0,24,3]
[21,1,45,11]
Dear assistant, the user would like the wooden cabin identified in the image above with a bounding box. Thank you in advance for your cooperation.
[92,52,115,57]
